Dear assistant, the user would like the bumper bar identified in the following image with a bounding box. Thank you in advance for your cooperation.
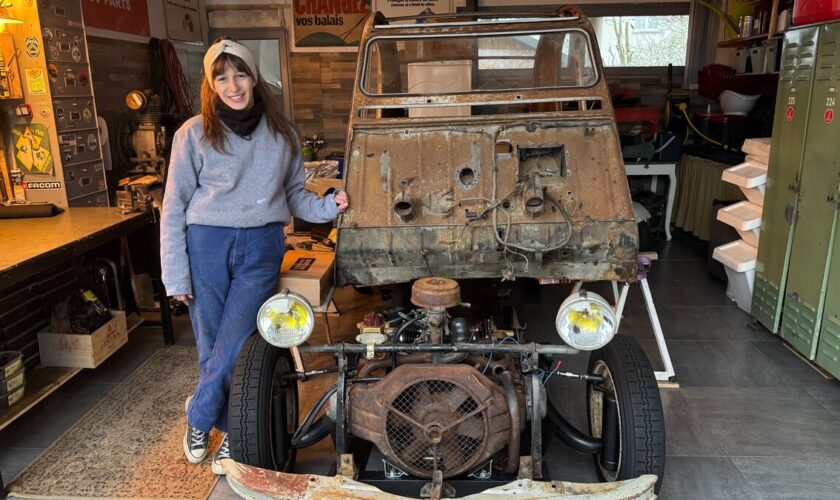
[223,461,657,499]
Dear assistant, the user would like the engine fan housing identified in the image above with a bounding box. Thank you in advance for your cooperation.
[348,363,513,478]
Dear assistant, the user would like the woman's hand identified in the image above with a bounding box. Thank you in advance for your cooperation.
[334,190,349,212]
[174,294,193,305]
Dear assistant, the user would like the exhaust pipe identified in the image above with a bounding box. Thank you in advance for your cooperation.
[524,173,544,214]
[393,193,414,222]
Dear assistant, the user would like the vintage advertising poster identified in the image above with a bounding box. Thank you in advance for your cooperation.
[165,0,203,43]
[292,0,371,50]
[12,125,53,175]
[372,0,453,18]
[82,0,151,37]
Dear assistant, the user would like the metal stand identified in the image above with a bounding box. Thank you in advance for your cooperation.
[312,286,340,344]
[572,253,677,383]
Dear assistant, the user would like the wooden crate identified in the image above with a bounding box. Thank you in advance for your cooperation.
[38,311,127,369]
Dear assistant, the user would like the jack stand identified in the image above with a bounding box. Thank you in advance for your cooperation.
[573,252,678,386]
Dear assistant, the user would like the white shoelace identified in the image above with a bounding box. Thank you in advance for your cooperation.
[217,435,230,459]
[189,427,207,449]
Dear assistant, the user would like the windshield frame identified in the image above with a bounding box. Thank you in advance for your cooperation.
[359,27,601,98]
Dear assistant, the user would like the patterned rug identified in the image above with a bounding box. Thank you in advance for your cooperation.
[9,346,221,499]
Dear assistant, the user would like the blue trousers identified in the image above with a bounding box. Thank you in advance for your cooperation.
[185,223,285,433]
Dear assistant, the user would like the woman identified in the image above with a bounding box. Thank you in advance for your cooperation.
[160,39,348,475]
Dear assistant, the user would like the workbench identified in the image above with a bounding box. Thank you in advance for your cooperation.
[0,207,172,496]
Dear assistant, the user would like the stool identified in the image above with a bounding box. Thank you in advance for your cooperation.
[311,286,340,345]
[572,252,677,385]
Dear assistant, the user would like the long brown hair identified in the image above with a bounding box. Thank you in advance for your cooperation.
[200,50,299,156]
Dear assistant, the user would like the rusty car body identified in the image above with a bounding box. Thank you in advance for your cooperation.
[226,8,665,500]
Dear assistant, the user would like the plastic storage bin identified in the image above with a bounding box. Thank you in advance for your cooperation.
[0,351,23,382]
[793,0,840,25]
[713,240,758,313]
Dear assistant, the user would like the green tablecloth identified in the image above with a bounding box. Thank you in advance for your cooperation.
[673,154,744,241]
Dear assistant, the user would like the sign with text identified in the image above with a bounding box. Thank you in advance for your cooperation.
[372,0,452,19]
[82,0,150,37]
[292,0,371,50]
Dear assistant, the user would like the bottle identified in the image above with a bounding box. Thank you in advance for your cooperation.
[80,289,109,315]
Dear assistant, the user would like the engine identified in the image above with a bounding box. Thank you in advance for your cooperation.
[345,278,529,479]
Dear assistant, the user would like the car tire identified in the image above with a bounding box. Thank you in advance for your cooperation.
[587,334,665,492]
[228,335,298,471]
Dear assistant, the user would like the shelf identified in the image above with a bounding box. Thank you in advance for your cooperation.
[713,239,758,272]
[723,162,768,188]
[717,201,763,231]
[0,366,82,432]
[718,31,784,48]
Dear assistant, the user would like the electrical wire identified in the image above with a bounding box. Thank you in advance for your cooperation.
[150,38,195,116]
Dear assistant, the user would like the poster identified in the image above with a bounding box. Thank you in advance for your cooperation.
[82,0,150,37]
[372,0,453,18]
[25,68,46,95]
[12,125,53,175]
[164,0,202,43]
[292,0,371,50]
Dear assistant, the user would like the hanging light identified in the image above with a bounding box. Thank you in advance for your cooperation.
[0,2,22,25]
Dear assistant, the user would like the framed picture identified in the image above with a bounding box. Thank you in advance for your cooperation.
[164,0,203,43]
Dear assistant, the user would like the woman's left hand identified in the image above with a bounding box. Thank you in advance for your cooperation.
[335,190,349,212]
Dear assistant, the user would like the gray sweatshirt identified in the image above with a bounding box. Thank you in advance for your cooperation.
[160,115,339,296]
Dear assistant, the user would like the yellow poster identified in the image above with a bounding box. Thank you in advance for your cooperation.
[12,125,53,175]
[25,68,46,95]
[292,0,371,49]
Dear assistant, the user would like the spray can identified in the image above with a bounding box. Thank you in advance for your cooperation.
[10,166,25,201]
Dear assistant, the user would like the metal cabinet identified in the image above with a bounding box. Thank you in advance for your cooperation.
[779,22,840,358]
[752,26,820,333]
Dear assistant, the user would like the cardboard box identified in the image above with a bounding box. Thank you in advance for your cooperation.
[279,251,335,306]
[304,178,344,197]
[38,311,128,369]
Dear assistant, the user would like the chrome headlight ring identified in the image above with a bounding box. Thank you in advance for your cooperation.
[256,290,315,348]
[555,290,618,351]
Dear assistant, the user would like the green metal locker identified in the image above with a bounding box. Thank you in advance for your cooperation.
[816,185,840,378]
[780,21,840,359]
[752,26,820,333]
[815,26,840,377]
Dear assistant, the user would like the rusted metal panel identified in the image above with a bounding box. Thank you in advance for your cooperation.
[224,461,658,499]
[336,12,637,287]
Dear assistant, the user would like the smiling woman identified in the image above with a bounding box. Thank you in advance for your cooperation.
[160,37,348,477]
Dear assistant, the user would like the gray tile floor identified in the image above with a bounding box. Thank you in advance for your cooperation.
[2,235,839,499]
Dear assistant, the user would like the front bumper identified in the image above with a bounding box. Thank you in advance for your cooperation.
[223,460,657,499]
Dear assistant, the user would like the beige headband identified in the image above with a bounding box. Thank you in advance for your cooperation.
[203,40,259,86]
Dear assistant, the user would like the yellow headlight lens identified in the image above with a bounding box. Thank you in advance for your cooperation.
[555,291,617,350]
[257,292,315,348]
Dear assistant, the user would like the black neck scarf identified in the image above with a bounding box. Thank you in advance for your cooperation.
[215,94,265,139]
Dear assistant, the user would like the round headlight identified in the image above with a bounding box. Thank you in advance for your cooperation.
[555,290,617,351]
[256,291,315,348]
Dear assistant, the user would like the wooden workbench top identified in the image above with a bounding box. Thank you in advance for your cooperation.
[0,207,153,278]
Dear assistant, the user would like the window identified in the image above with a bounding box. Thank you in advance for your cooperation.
[362,30,597,96]
[591,16,689,67]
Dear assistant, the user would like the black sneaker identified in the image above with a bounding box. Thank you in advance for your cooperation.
[211,433,230,475]
[183,424,209,464]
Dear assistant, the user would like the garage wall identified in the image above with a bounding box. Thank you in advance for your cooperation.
[87,38,153,116]
[290,52,357,151]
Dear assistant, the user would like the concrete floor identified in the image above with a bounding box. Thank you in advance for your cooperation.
[2,235,840,499]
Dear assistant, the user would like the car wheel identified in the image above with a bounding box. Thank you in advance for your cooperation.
[587,334,665,492]
[228,335,298,471]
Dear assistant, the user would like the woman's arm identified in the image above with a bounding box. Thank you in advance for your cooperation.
[283,143,343,223]
[160,126,201,297]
